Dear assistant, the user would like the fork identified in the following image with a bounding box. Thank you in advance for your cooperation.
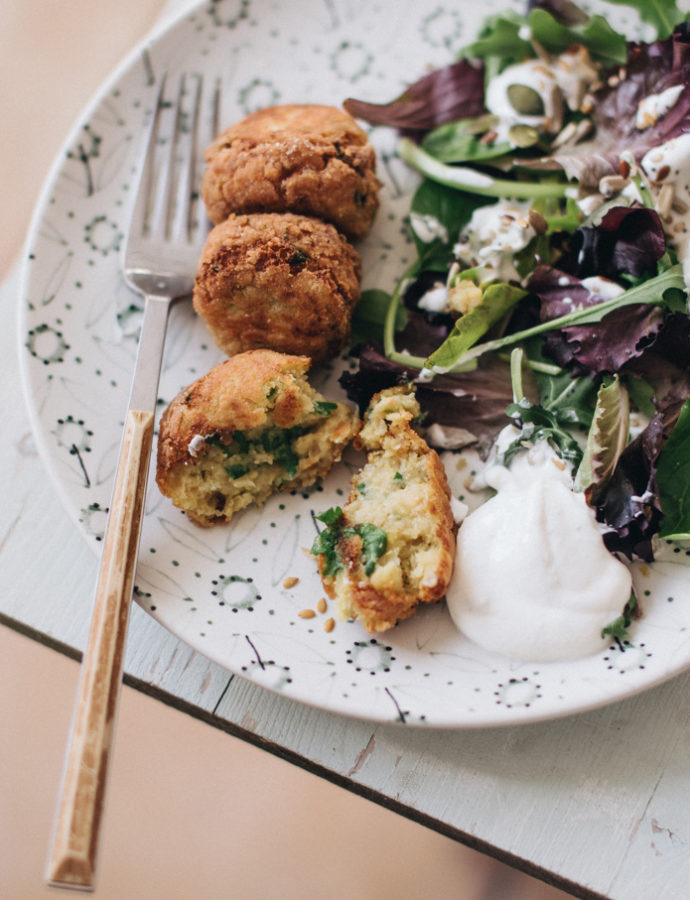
[46,72,218,890]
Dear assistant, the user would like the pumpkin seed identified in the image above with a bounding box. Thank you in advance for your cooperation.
[506,84,545,116]
[509,123,540,148]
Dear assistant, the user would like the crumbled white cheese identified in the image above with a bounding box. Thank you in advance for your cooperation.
[187,434,207,458]
[418,283,449,312]
[636,84,684,130]
[409,212,449,245]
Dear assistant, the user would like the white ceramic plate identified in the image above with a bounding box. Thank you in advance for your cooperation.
[19,0,690,726]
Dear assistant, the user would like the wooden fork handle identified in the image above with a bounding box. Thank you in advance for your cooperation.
[46,409,155,889]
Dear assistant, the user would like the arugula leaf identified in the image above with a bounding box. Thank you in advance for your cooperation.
[604,0,688,39]
[504,347,584,467]
[425,283,526,371]
[534,370,597,428]
[529,346,599,428]
[399,138,569,201]
[504,398,584,467]
[657,398,690,539]
[427,265,687,374]
[574,375,631,502]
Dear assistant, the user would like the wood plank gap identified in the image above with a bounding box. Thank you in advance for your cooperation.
[211,676,234,714]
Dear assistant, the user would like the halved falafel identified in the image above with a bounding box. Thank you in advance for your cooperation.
[156,350,359,526]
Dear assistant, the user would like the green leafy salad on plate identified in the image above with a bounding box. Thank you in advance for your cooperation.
[328,0,690,659]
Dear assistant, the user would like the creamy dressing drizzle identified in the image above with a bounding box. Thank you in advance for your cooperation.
[454,198,536,283]
[641,132,690,290]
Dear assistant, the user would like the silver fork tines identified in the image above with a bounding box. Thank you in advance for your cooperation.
[46,72,219,891]
[125,72,218,299]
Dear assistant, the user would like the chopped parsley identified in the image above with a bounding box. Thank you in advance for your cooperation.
[206,426,307,480]
[601,592,638,642]
[311,507,387,577]
[224,463,250,480]
[314,400,338,416]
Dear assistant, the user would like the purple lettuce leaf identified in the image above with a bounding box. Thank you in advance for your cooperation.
[566,207,667,280]
[529,261,666,374]
[598,319,690,559]
[343,59,486,133]
[544,28,690,186]
[621,312,690,423]
[339,343,520,451]
[596,414,666,561]
[397,303,455,358]
[542,303,666,374]
[528,207,670,374]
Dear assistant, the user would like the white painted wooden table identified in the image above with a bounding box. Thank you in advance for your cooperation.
[4,245,690,899]
[4,2,690,897]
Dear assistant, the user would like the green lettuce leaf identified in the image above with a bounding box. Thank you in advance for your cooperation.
[462,6,628,67]
[574,375,631,502]
[351,288,408,345]
[425,283,526,371]
[604,0,689,39]
[421,116,512,163]
[425,264,686,374]
[528,9,627,64]
[657,398,690,540]
[409,177,491,257]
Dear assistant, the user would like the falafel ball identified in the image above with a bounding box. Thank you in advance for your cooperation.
[156,350,360,526]
[192,212,362,366]
[311,386,456,633]
[201,104,380,241]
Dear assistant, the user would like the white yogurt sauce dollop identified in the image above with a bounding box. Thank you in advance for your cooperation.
[446,436,632,661]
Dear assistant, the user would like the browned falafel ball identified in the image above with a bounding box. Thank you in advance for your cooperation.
[156,350,360,526]
[201,104,380,240]
[192,212,362,366]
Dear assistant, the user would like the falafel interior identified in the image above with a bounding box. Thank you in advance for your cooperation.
[156,350,359,526]
[311,386,456,633]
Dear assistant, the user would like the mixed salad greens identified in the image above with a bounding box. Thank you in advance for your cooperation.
[341,0,690,565]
